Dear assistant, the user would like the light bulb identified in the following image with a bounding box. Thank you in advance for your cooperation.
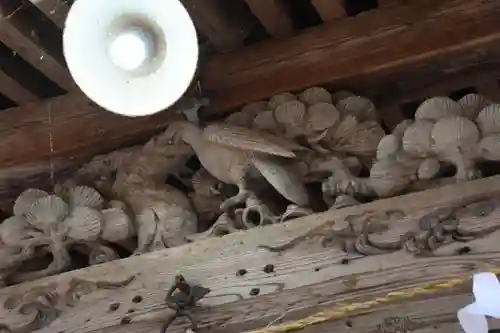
[108,26,154,71]
[63,0,199,116]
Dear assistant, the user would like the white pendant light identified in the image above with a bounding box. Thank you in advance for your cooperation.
[63,0,199,117]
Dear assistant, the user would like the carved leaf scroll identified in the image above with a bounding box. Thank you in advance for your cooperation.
[0,276,135,333]
[340,197,500,257]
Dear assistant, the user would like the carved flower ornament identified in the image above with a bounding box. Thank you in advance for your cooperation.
[458,272,500,333]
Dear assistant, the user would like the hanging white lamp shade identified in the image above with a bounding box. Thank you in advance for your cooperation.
[63,0,199,117]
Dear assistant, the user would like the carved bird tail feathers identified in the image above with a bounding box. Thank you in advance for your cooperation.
[252,158,309,206]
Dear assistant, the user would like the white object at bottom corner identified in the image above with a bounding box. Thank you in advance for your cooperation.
[458,272,500,333]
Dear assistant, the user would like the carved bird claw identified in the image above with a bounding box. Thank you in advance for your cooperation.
[235,195,278,227]
[234,194,313,228]
[220,190,251,212]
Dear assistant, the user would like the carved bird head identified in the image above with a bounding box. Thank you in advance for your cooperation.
[164,121,202,146]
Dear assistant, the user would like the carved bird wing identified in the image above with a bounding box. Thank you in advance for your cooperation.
[252,157,309,206]
[202,123,296,157]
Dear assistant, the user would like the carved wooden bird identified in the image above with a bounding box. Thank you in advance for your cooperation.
[169,121,309,211]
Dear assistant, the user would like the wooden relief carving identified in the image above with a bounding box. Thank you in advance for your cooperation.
[74,86,386,257]
[4,86,500,286]
[260,196,500,258]
[325,94,500,200]
[258,210,401,254]
[0,276,134,333]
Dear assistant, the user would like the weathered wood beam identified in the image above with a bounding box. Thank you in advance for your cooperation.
[0,93,182,169]
[310,0,346,22]
[201,0,500,115]
[1,176,500,333]
[0,1,76,90]
[244,0,294,37]
[28,0,70,28]
[0,69,38,104]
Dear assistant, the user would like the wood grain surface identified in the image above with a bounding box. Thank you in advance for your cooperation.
[0,93,182,169]
[1,175,500,333]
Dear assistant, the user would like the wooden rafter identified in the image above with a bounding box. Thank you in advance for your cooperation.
[244,0,294,37]
[181,0,254,51]
[0,175,499,333]
[310,0,346,22]
[28,0,70,29]
[200,0,500,115]
[0,69,38,104]
[0,2,76,91]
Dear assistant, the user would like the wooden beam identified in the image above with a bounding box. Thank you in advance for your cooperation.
[0,69,38,104]
[28,0,70,28]
[201,0,500,115]
[181,0,254,51]
[1,175,500,333]
[0,93,182,169]
[244,0,294,37]
[310,0,346,22]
